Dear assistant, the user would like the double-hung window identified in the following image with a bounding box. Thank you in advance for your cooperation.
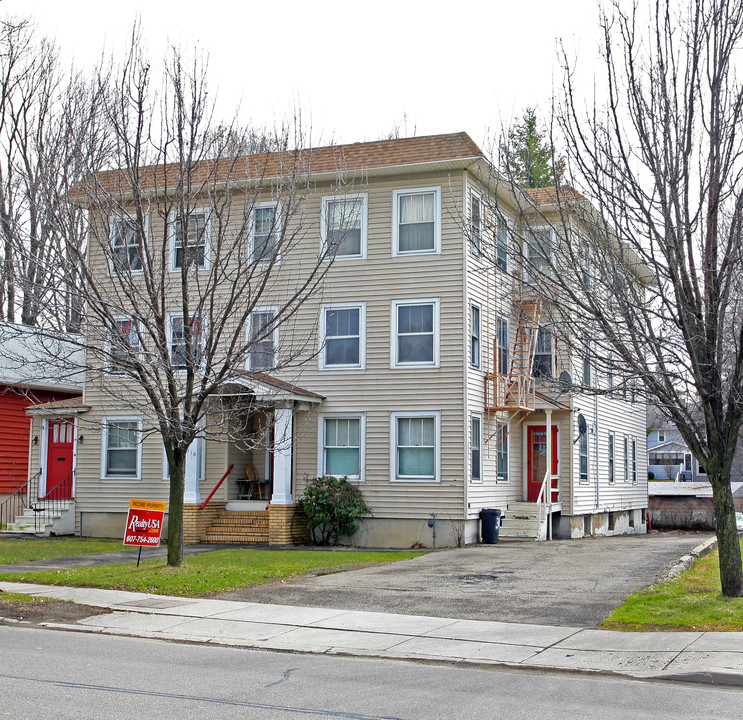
[321,304,365,369]
[171,209,209,270]
[102,418,141,479]
[525,227,553,282]
[322,194,367,259]
[496,317,509,374]
[532,327,554,378]
[579,430,589,483]
[471,415,482,482]
[392,299,439,367]
[110,216,143,273]
[470,304,480,368]
[582,337,592,387]
[469,190,482,257]
[320,415,364,481]
[632,437,638,483]
[623,434,630,481]
[608,432,615,484]
[497,423,509,482]
[393,187,441,255]
[496,215,508,271]
[247,307,278,370]
[107,318,141,373]
[391,412,440,481]
[169,314,203,371]
[251,201,280,262]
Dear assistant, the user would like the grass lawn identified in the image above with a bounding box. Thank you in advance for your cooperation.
[0,549,421,596]
[602,539,743,631]
[0,537,128,564]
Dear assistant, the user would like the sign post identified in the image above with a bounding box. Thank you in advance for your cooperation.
[123,498,167,566]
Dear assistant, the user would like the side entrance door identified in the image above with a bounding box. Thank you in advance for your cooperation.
[45,418,75,499]
[527,425,559,502]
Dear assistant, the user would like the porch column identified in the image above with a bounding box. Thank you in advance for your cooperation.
[271,404,293,505]
[545,409,552,540]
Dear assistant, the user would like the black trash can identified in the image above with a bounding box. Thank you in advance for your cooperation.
[480,508,501,544]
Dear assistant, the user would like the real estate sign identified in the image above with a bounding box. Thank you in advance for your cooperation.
[123,498,167,547]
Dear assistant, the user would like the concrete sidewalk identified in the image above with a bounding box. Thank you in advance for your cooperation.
[2,581,742,687]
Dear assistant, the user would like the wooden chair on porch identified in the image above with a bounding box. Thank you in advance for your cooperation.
[237,464,269,500]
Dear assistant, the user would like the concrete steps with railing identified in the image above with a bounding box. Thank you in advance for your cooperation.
[202,510,269,544]
[2,500,75,536]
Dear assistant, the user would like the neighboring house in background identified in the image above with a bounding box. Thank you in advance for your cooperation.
[24,132,649,546]
[649,482,743,530]
[0,324,83,512]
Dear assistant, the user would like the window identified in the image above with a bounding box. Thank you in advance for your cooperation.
[107,318,141,373]
[169,314,204,371]
[632,437,638,483]
[247,308,278,370]
[623,434,630,481]
[391,412,440,481]
[251,202,280,262]
[469,190,482,257]
[579,430,588,483]
[608,432,615,484]
[391,299,439,367]
[496,317,509,374]
[171,209,209,270]
[532,327,554,378]
[657,430,666,442]
[496,215,508,272]
[321,304,365,369]
[525,227,553,281]
[697,461,707,476]
[470,304,481,368]
[497,422,509,482]
[649,452,684,466]
[393,187,441,255]
[471,414,482,482]
[110,216,143,273]
[322,194,367,259]
[103,418,140,479]
[320,415,364,481]
[582,338,592,387]
[607,353,614,395]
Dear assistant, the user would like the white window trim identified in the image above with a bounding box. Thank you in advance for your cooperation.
[469,189,482,258]
[470,303,481,369]
[657,430,666,442]
[392,186,442,257]
[470,413,482,483]
[390,410,441,483]
[497,421,510,483]
[608,431,616,484]
[632,436,638,483]
[533,326,556,379]
[578,429,589,484]
[168,208,211,272]
[320,193,368,260]
[108,213,148,276]
[250,200,282,264]
[105,316,142,374]
[524,225,555,284]
[101,416,142,480]
[317,413,366,482]
[496,214,509,273]
[390,298,440,369]
[167,312,205,373]
[496,316,509,374]
[246,306,279,371]
[623,434,630,482]
[319,302,366,370]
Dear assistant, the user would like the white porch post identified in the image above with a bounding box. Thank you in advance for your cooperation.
[271,404,294,505]
[545,409,552,540]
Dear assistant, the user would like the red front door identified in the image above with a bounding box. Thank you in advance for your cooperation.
[45,418,74,499]
[527,425,559,502]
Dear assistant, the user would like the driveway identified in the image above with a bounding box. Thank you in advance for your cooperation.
[216,532,707,627]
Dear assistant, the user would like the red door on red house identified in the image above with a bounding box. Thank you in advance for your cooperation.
[45,418,74,499]
[527,425,559,502]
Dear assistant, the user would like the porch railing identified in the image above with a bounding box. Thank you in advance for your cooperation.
[199,464,235,510]
[33,472,74,533]
[0,469,40,530]
[535,469,552,541]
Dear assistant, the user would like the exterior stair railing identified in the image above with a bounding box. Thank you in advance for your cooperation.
[0,470,40,530]
[33,472,74,533]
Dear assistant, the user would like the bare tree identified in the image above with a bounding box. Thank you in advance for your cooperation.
[490,0,743,595]
[68,34,347,566]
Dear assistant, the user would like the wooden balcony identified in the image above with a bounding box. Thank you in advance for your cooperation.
[485,372,536,412]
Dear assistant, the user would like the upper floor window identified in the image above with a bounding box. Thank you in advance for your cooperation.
[107,318,141,373]
[469,190,482,257]
[657,430,666,442]
[496,215,508,272]
[391,299,439,368]
[496,317,509,374]
[525,227,553,282]
[102,417,141,479]
[251,201,280,263]
[247,308,278,371]
[321,303,365,369]
[582,338,592,387]
[171,209,209,270]
[393,187,441,256]
[470,304,481,368]
[322,194,367,259]
[110,216,143,273]
[169,314,203,371]
[533,327,554,378]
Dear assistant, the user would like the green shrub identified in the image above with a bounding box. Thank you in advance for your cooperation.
[648,470,655,480]
[298,476,372,546]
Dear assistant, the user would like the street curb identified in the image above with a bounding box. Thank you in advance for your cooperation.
[657,535,717,584]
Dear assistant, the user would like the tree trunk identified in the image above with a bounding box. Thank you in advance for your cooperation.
[166,453,186,567]
[710,472,743,597]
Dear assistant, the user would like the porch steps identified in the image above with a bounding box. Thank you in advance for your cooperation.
[2,500,74,537]
[500,501,543,542]
[202,510,269,544]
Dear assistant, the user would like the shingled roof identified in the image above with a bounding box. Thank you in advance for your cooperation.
[91,132,484,195]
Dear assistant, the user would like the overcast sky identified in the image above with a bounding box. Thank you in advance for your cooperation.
[5,0,604,149]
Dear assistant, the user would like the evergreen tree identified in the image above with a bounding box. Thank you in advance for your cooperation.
[502,108,563,188]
